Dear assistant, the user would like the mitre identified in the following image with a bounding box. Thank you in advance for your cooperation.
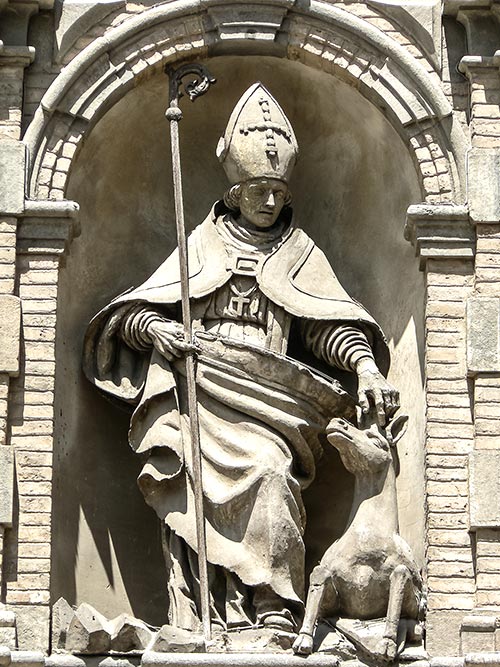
[216,82,299,185]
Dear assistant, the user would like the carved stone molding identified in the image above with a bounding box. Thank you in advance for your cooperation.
[16,199,79,256]
[0,44,34,68]
[459,52,500,79]
[404,204,474,270]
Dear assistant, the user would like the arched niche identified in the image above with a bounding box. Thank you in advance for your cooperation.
[51,54,425,624]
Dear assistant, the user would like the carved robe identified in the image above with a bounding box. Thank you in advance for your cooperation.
[83,205,389,629]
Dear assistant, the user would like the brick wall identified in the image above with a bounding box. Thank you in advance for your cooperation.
[425,259,476,648]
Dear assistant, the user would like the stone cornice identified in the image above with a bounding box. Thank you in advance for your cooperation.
[404,204,474,269]
[459,51,500,78]
[0,43,34,68]
[16,199,79,255]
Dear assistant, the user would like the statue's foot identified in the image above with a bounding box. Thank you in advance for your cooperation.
[292,632,314,655]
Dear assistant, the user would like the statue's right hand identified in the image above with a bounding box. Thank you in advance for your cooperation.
[147,320,196,361]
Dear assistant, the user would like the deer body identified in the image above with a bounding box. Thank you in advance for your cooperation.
[293,417,422,660]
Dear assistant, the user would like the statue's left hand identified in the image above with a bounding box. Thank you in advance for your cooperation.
[356,358,400,427]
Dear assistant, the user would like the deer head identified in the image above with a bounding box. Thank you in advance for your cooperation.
[325,414,408,476]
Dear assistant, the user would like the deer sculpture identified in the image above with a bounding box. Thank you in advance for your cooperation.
[293,415,423,661]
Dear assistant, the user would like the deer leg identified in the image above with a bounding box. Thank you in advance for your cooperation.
[293,565,336,656]
[377,564,411,661]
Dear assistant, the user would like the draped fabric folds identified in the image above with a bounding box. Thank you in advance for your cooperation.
[82,208,386,627]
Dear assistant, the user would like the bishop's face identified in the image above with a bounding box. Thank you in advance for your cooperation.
[238,178,288,229]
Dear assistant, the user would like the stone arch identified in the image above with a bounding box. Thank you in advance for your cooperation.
[24,0,466,203]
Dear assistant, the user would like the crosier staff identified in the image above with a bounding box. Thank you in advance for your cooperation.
[165,63,216,642]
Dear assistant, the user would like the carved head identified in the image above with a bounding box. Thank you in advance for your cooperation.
[325,415,408,476]
[223,178,290,228]
[216,82,298,186]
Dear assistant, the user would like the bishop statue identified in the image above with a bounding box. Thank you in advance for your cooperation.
[83,83,399,633]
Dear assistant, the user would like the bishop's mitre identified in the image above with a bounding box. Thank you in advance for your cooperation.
[216,82,299,185]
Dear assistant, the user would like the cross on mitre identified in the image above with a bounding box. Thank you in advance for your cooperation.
[217,82,299,185]
[239,96,293,159]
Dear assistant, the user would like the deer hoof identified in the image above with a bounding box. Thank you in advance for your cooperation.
[292,632,314,655]
[375,637,398,662]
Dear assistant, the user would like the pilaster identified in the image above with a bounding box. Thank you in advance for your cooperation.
[0,45,34,140]
[0,6,36,646]
[405,204,476,656]
[456,36,500,652]
[2,200,78,653]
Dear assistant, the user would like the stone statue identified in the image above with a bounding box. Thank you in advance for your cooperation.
[83,83,401,638]
[293,416,423,660]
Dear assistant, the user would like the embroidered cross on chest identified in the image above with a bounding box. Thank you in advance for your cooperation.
[239,97,291,158]
[225,283,258,318]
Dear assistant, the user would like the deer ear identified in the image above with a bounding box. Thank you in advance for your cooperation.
[388,414,408,445]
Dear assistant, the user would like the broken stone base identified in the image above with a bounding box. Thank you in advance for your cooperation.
[208,627,296,653]
[313,622,357,659]
[52,600,302,655]
[152,626,204,653]
[51,599,424,663]
[335,617,426,665]
[52,600,156,654]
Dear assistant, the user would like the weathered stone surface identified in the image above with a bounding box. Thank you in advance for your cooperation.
[469,148,500,225]
[55,0,126,62]
[14,605,51,652]
[334,617,407,662]
[0,626,15,650]
[0,446,14,525]
[0,609,16,627]
[143,653,341,667]
[109,614,154,653]
[0,140,24,214]
[405,204,474,269]
[470,450,500,528]
[425,609,464,657]
[313,624,356,659]
[209,627,297,653]
[151,626,204,653]
[52,598,75,652]
[461,614,497,654]
[0,294,20,376]
[0,645,11,666]
[65,603,110,654]
[467,297,500,373]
